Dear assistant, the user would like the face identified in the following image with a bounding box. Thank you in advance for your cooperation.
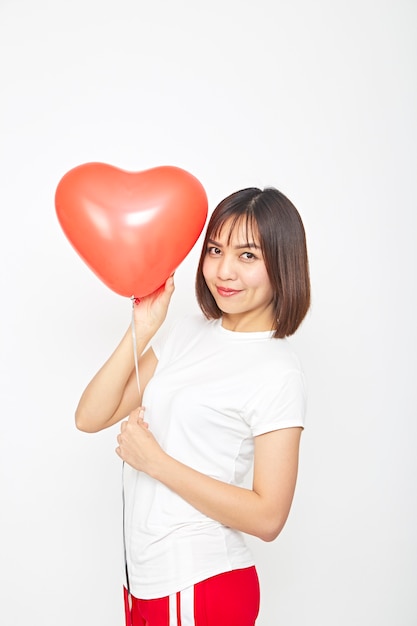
[202,217,275,332]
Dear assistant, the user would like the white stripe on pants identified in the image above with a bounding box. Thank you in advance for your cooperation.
[168,585,195,625]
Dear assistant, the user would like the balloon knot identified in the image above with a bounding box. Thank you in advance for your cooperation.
[131,296,141,306]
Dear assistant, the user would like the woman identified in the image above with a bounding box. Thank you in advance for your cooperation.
[76,187,310,626]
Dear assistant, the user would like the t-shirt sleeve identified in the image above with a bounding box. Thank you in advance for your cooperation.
[248,369,307,437]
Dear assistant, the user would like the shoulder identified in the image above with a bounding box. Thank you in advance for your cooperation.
[254,337,304,376]
[152,313,214,358]
[249,338,307,410]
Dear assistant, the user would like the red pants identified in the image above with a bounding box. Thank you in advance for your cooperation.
[124,566,260,626]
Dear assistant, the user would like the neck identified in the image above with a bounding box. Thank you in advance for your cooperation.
[221,311,275,333]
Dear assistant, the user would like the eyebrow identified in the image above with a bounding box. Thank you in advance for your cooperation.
[208,238,261,250]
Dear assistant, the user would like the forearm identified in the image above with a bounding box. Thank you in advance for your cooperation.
[75,327,151,432]
[150,453,290,542]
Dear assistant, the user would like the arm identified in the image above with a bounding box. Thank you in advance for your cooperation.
[75,276,175,433]
[117,411,302,542]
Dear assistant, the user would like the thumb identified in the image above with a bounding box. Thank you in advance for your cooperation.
[129,407,145,423]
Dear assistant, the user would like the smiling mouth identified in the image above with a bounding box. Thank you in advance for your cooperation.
[216,286,242,297]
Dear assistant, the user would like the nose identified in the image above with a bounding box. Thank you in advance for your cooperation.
[217,253,237,281]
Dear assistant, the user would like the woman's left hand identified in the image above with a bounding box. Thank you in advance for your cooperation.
[116,407,164,474]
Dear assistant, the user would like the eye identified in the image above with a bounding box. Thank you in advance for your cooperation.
[241,251,257,261]
[207,246,222,256]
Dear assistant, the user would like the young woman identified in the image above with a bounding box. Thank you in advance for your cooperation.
[75,187,310,626]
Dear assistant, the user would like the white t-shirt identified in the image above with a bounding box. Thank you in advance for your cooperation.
[123,314,306,599]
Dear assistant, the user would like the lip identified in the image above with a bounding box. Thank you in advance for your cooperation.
[216,286,242,297]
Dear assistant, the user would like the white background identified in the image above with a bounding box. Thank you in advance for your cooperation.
[1,1,416,624]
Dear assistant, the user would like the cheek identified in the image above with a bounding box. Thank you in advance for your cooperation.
[201,256,211,282]
[247,268,274,300]
[245,265,270,288]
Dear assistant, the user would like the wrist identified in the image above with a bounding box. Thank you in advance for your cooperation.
[132,315,162,342]
[124,322,153,349]
[148,449,171,481]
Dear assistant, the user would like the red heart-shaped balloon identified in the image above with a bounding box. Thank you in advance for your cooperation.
[55,163,208,298]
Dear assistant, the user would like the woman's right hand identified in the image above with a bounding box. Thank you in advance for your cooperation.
[132,274,175,338]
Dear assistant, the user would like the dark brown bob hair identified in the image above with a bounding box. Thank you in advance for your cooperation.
[195,187,310,338]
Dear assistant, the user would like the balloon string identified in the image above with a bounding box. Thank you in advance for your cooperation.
[130,296,141,399]
[123,297,142,605]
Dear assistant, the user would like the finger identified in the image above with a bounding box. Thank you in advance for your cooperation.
[137,407,145,421]
[121,421,128,432]
[128,408,142,424]
[128,410,137,423]
[165,274,175,292]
